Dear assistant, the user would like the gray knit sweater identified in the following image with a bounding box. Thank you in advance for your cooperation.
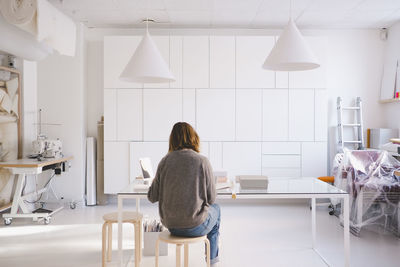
[147,149,216,229]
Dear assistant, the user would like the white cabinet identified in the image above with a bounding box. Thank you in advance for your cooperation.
[262,168,301,177]
[117,89,142,141]
[104,89,117,141]
[236,36,275,88]
[183,36,209,88]
[144,36,170,89]
[236,89,262,141]
[289,37,326,89]
[170,36,183,88]
[262,155,301,168]
[209,142,223,170]
[196,89,235,141]
[315,89,328,141]
[104,142,130,194]
[301,142,327,177]
[262,89,288,141]
[182,89,196,126]
[288,89,314,141]
[143,89,182,141]
[129,142,168,179]
[210,36,235,88]
[104,36,142,89]
[223,142,262,176]
[262,142,300,155]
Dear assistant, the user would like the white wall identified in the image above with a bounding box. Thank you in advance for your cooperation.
[37,24,86,202]
[381,22,400,130]
[325,30,386,171]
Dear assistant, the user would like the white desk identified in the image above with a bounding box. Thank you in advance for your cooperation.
[0,156,73,225]
[116,177,350,267]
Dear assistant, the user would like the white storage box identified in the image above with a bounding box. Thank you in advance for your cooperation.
[143,232,168,256]
[370,128,399,149]
[236,175,269,190]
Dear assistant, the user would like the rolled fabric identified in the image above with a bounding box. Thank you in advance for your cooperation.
[0,0,37,35]
[0,0,76,57]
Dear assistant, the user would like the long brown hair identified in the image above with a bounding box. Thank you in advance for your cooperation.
[168,122,200,153]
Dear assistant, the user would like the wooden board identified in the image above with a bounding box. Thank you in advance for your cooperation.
[0,156,73,168]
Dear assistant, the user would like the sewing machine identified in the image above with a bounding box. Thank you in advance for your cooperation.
[32,137,63,158]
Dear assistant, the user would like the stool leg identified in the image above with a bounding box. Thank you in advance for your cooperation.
[139,220,142,262]
[205,239,211,267]
[134,222,140,267]
[184,244,189,267]
[155,239,160,267]
[176,244,182,267]
[107,222,112,261]
[102,222,107,267]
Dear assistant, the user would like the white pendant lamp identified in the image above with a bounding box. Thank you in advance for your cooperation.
[263,5,320,71]
[120,20,175,83]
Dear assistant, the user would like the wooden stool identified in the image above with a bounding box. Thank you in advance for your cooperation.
[155,231,210,267]
[102,211,143,267]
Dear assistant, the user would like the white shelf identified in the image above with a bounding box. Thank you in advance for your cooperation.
[379,98,400,103]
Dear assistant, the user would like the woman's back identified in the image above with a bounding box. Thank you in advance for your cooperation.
[148,149,215,229]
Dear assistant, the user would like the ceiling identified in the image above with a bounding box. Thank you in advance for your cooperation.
[48,0,400,29]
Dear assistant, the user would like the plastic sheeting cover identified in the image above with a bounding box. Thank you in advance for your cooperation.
[333,149,400,236]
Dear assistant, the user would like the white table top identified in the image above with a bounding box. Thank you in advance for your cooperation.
[118,177,347,196]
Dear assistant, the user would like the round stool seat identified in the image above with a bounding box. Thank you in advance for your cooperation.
[158,231,207,244]
[103,211,143,223]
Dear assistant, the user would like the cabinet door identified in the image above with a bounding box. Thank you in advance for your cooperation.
[196,89,235,141]
[117,89,142,141]
[210,36,235,88]
[143,89,182,141]
[182,89,196,126]
[288,89,314,141]
[236,36,275,88]
[315,89,327,141]
[104,36,142,89]
[170,36,183,88]
[183,36,209,88]
[104,142,130,194]
[104,89,116,141]
[223,142,262,176]
[262,90,288,141]
[301,142,327,177]
[236,89,262,141]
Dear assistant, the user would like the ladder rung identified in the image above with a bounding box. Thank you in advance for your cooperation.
[342,107,360,110]
[343,141,362,143]
[342,124,361,127]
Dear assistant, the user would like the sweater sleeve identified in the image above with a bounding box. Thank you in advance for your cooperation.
[204,158,216,205]
[147,158,164,203]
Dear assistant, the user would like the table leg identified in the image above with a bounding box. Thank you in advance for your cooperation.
[311,197,316,249]
[343,195,350,267]
[10,174,25,214]
[118,196,123,266]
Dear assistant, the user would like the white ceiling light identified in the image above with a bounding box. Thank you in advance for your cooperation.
[262,1,320,71]
[120,19,175,83]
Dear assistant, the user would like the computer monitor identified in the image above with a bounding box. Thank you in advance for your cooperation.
[139,157,154,179]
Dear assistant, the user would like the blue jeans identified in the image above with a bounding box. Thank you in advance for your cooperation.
[169,203,220,264]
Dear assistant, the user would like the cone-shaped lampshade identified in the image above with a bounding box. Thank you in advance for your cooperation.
[263,18,320,71]
[120,32,175,83]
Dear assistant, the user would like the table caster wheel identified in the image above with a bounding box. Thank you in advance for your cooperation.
[70,202,76,209]
[44,216,51,225]
[329,210,335,215]
[4,218,12,225]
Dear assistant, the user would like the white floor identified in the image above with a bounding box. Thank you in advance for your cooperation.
[0,200,399,267]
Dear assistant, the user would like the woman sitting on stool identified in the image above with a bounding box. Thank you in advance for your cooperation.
[148,122,220,266]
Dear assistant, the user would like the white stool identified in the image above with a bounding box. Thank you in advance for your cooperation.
[102,211,143,267]
[155,231,210,267]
